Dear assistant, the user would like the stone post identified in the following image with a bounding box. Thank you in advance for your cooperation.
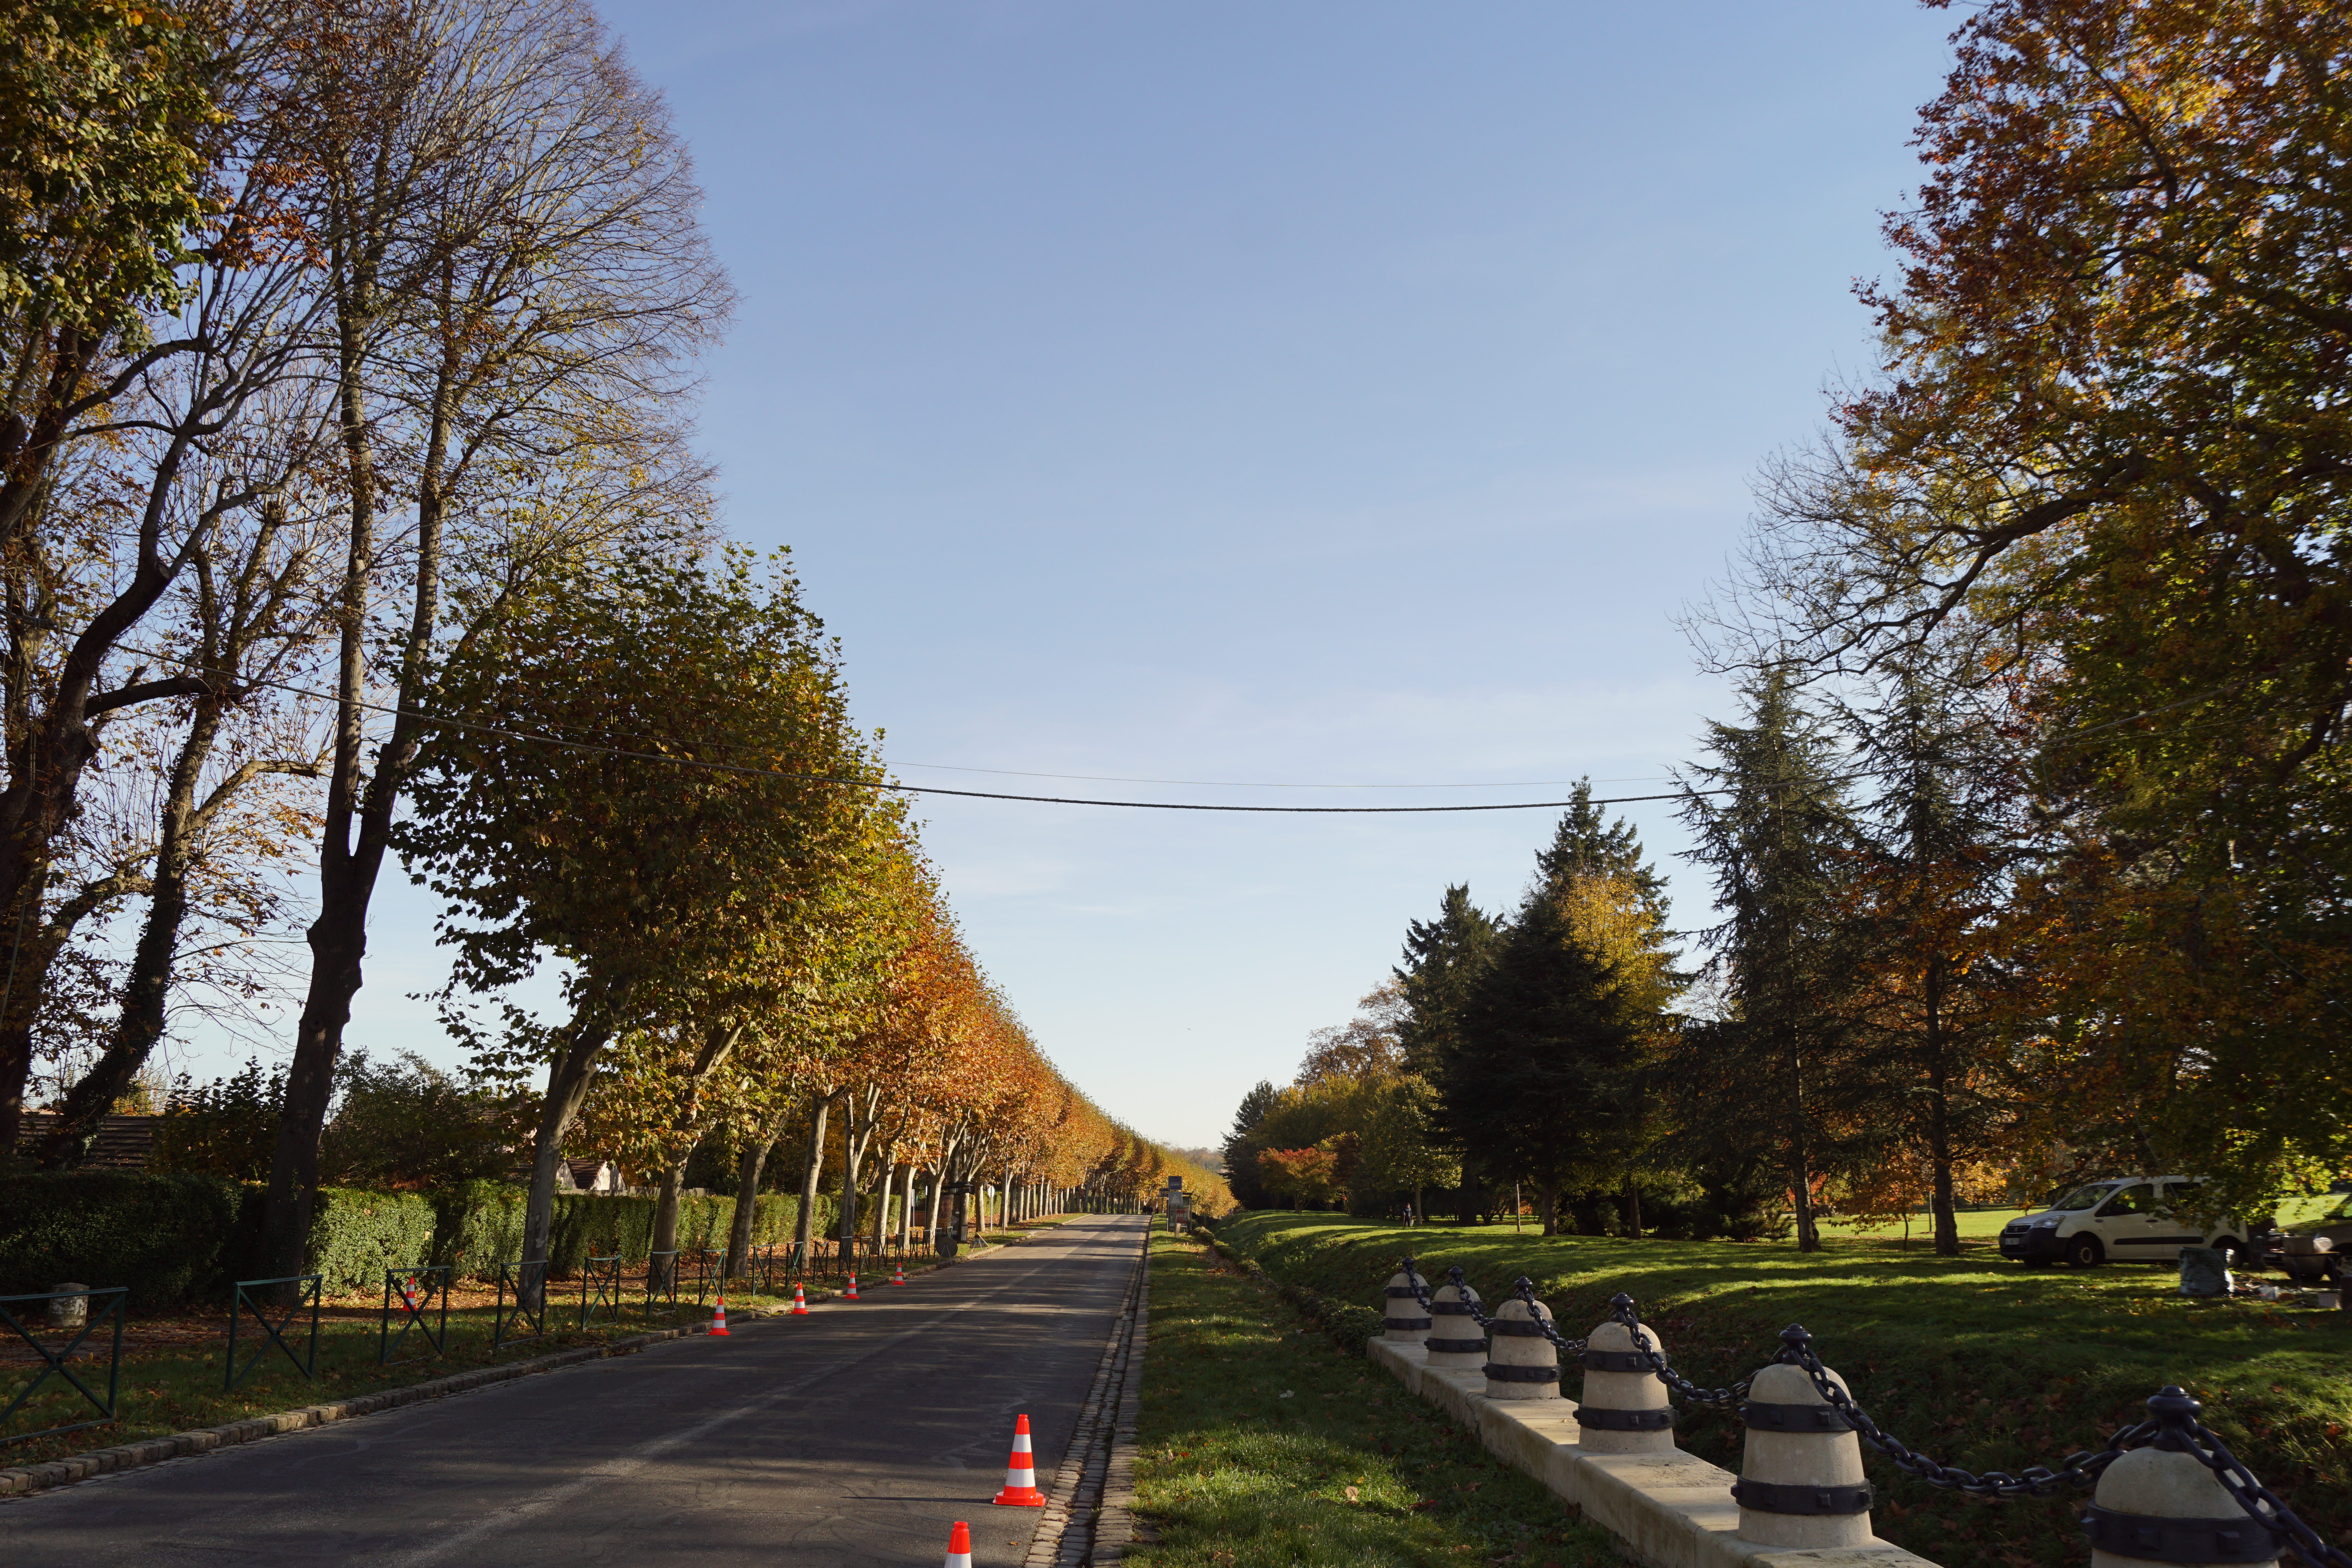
[1424,1278,1486,1371]
[1485,1281,1559,1401]
[1733,1330,1872,1548]
[1382,1264,1432,1344]
[2083,1388,2279,1568]
[1576,1305,1675,1454]
[46,1284,89,1332]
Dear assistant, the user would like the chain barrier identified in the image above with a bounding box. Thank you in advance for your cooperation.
[1388,1264,2350,1568]
[1604,1292,1749,1411]
[1511,1275,1588,1357]
[1444,1265,1495,1328]
[1778,1323,2145,1497]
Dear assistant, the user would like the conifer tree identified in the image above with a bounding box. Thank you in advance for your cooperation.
[1443,895,1643,1234]
[1677,669,1862,1252]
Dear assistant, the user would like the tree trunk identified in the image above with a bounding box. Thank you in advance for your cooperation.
[1925,953,1959,1256]
[521,1010,617,1306]
[925,1167,944,1247]
[650,1160,685,1291]
[1538,1180,1559,1236]
[1625,1179,1642,1240]
[730,1111,793,1275]
[1788,1030,1820,1252]
[793,1095,831,1268]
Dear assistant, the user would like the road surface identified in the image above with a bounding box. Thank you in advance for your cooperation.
[0,1214,1147,1567]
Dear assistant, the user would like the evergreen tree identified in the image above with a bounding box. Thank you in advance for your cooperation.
[1677,668,1862,1252]
[1528,780,1683,1232]
[1222,1080,1284,1208]
[1443,895,1644,1234]
[1394,885,1498,1079]
[1842,658,2019,1255]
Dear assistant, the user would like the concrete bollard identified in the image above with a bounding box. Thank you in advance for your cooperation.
[1484,1284,1560,1401]
[2083,1389,2279,1568]
[1382,1267,1433,1344]
[1733,1342,1872,1548]
[47,1284,89,1332]
[1576,1316,1676,1453]
[1423,1279,1486,1371]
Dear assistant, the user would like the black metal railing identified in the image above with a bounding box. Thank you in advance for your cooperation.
[493,1259,548,1352]
[226,1274,320,1392]
[379,1266,450,1365]
[580,1255,624,1330]
[1,1286,127,1444]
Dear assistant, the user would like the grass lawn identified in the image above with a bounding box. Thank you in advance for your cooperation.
[0,1225,1058,1469]
[1130,1227,1621,1568]
[1211,1214,2351,1568]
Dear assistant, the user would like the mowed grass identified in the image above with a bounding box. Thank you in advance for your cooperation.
[1213,1214,2352,1568]
[1130,1228,1619,1568]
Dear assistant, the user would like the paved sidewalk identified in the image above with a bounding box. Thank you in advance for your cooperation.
[0,1215,1147,1568]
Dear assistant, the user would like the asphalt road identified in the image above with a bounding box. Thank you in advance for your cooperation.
[0,1214,1147,1568]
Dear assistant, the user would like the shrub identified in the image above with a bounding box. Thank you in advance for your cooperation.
[319,1052,514,1189]
[0,1171,262,1307]
[148,1060,281,1181]
[307,1187,437,1295]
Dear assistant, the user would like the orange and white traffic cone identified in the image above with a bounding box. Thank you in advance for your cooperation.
[891,1261,907,1285]
[789,1283,809,1316]
[709,1296,730,1336]
[942,1519,973,1568]
[845,1272,860,1301]
[991,1414,1047,1506]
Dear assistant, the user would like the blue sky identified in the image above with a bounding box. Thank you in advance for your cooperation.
[320,1,1961,1151]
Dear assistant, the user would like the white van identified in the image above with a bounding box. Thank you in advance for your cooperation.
[1997,1176,2262,1269]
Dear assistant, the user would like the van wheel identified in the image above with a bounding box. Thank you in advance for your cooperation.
[2065,1232,2105,1268]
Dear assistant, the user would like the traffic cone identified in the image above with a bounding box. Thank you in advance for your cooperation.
[991,1414,1047,1506]
[789,1283,809,1316]
[891,1261,907,1285]
[942,1520,973,1568]
[709,1296,730,1336]
[845,1272,860,1301]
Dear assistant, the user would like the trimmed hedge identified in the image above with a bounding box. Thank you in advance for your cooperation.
[0,1171,264,1309]
[1,1173,850,1305]
[309,1187,437,1294]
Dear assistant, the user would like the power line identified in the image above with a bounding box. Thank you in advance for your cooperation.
[111,644,1728,814]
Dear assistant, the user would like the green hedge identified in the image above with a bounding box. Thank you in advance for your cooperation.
[0,1173,850,1304]
[308,1187,437,1294]
[0,1171,264,1309]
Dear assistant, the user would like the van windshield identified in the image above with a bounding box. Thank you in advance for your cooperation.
[2049,1182,2122,1212]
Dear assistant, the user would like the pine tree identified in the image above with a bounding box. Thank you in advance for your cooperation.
[1844,659,2019,1255]
[1443,895,1643,1234]
[1394,885,1498,1079]
[1677,668,1862,1252]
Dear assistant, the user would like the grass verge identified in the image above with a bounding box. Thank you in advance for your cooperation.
[1129,1227,1619,1568]
[1212,1214,2351,1568]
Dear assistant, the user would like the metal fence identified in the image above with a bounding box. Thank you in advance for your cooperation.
[492,1259,549,1352]
[226,1275,321,1392]
[579,1255,624,1329]
[1,1286,127,1445]
[1392,1257,2352,1568]
[378,1266,451,1365]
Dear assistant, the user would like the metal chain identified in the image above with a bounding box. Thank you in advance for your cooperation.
[2144,1387,2352,1568]
[1779,1323,2149,1498]
[1399,1256,1437,1314]
[1445,1265,1495,1328]
[1606,1293,1749,1411]
[1512,1275,1588,1357]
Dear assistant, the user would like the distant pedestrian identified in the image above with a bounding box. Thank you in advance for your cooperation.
[1401,1203,1415,1227]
